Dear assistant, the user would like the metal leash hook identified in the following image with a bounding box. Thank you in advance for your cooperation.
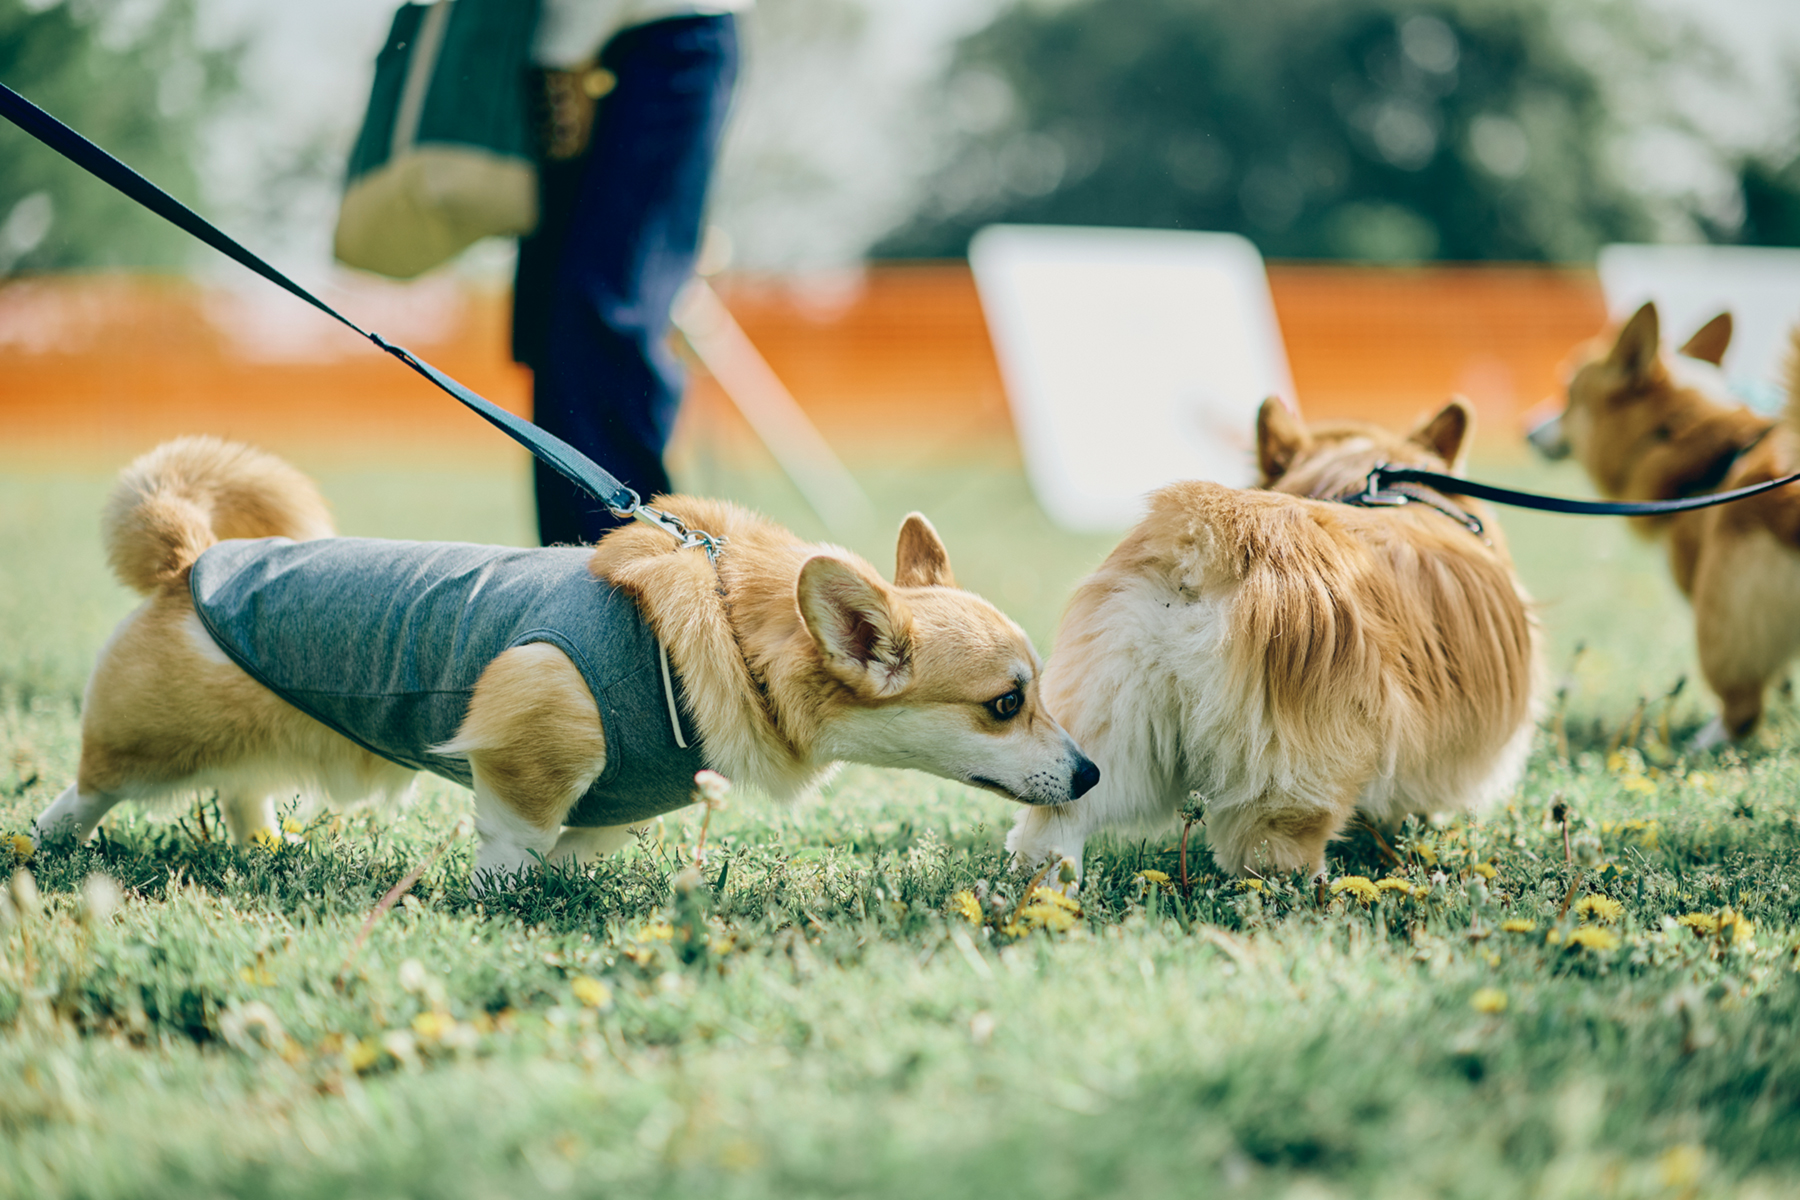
[1355,466,1409,508]
[1346,464,1487,538]
[610,491,728,564]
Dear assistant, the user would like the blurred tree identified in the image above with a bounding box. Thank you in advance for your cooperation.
[0,0,236,275]
[1733,155,1800,246]
[878,0,1695,262]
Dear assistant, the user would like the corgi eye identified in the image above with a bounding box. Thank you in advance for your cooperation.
[986,690,1023,720]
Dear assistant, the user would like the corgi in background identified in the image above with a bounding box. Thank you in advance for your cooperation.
[1528,302,1800,746]
[1009,400,1538,880]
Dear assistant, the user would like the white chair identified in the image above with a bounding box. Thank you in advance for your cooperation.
[1598,243,1800,415]
[970,225,1294,531]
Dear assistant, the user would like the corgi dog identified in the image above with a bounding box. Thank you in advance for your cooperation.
[34,437,1098,884]
[1007,400,1538,880]
[1528,302,1800,745]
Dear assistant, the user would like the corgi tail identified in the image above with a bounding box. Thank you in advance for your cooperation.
[101,436,334,594]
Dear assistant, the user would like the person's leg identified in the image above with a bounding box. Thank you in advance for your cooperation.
[531,15,739,546]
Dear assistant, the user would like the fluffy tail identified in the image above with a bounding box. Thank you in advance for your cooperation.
[102,436,335,594]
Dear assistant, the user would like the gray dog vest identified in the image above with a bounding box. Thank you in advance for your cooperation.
[189,537,706,827]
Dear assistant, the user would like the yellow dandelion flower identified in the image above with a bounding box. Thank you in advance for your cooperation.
[570,976,613,1009]
[1563,926,1620,951]
[9,833,34,861]
[1571,895,1624,924]
[1236,877,1262,892]
[1330,876,1379,904]
[1501,918,1537,933]
[1469,987,1508,1014]
[1658,1144,1706,1189]
[1377,877,1417,896]
[1138,869,1171,885]
[1031,886,1080,912]
[281,817,305,835]
[411,1010,456,1041]
[1720,909,1754,945]
[1413,845,1438,867]
[948,889,982,925]
[1020,903,1078,933]
[347,1038,382,1073]
[1677,912,1720,936]
[1469,862,1497,880]
[251,828,281,851]
[638,921,673,942]
[1620,774,1657,796]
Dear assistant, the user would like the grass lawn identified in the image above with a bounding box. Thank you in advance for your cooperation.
[2,453,1798,1199]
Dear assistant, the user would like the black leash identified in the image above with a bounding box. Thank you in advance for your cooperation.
[0,81,723,556]
[1360,461,1800,519]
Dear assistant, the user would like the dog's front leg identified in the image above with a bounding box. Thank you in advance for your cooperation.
[218,793,278,844]
[1006,803,1092,889]
[549,824,645,868]
[467,773,564,890]
[437,644,609,894]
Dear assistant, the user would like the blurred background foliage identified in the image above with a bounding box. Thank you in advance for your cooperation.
[881,0,1727,262]
[3,0,1800,271]
[0,0,236,275]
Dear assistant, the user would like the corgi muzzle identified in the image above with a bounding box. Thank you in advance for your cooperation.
[1525,408,1570,460]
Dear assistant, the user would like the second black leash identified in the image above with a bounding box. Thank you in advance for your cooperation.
[1366,463,1800,519]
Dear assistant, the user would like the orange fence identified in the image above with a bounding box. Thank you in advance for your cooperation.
[0,262,1606,465]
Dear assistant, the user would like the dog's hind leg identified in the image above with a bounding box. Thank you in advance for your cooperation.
[1206,795,1348,881]
[218,793,277,844]
[1693,531,1800,742]
[31,783,123,845]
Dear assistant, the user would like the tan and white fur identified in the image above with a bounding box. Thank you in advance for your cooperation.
[1008,400,1539,880]
[1529,302,1800,746]
[35,437,1098,885]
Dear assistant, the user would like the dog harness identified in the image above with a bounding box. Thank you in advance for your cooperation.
[189,537,706,827]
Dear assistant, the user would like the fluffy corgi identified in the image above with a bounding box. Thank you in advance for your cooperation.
[1008,400,1538,880]
[1528,302,1800,745]
[34,437,1099,884]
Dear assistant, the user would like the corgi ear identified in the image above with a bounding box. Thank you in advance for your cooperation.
[894,512,956,588]
[1608,302,1661,379]
[1679,312,1732,366]
[1257,397,1308,482]
[1409,399,1473,468]
[797,556,914,699]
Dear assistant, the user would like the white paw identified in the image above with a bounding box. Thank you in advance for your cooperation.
[1687,716,1728,753]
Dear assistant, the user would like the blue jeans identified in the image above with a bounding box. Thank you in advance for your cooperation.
[514,14,739,547]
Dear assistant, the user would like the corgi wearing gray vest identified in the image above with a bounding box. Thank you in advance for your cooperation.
[34,436,1098,886]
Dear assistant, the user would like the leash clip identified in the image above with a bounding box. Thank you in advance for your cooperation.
[1350,465,1487,539]
[1354,465,1408,508]
[615,493,728,563]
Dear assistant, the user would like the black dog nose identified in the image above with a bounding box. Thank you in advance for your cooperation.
[1070,756,1100,799]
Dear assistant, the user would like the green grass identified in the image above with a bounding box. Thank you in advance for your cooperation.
[3,457,1799,1199]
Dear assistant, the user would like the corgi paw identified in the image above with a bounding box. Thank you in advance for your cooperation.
[1688,717,1728,753]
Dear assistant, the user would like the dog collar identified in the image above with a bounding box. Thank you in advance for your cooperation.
[1671,422,1778,500]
